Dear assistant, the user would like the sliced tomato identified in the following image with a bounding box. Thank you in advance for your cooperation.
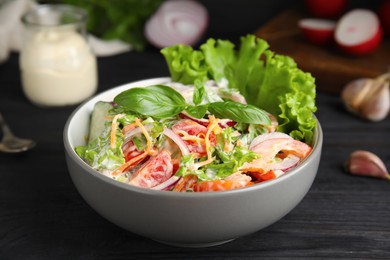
[122,140,144,162]
[193,179,254,192]
[128,149,173,188]
[172,119,216,156]
[249,170,277,183]
[171,158,180,175]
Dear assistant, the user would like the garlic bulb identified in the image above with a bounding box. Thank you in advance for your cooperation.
[341,73,390,122]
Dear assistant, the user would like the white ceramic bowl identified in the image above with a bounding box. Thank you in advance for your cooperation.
[64,77,323,247]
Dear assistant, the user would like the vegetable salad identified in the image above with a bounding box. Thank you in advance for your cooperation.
[76,81,312,192]
[75,35,317,192]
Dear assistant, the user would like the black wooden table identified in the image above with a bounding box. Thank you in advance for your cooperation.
[1,20,390,260]
[1,49,390,260]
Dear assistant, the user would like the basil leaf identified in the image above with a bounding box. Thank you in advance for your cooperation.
[208,101,271,125]
[185,104,209,119]
[114,85,187,118]
[193,79,206,105]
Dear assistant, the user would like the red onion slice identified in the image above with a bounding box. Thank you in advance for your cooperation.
[266,113,279,133]
[144,0,208,48]
[270,155,300,172]
[249,132,293,150]
[124,124,153,141]
[124,127,142,141]
[124,125,190,156]
[151,175,180,190]
[122,124,153,157]
[163,127,190,155]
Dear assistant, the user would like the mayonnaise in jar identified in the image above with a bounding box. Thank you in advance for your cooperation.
[20,4,97,107]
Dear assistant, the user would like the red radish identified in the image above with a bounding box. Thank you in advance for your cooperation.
[335,9,383,55]
[378,0,390,35]
[144,0,208,48]
[304,0,348,18]
[298,18,336,45]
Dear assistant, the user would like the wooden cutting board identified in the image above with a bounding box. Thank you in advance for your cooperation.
[254,9,390,95]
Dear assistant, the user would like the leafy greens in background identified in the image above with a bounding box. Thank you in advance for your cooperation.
[161,34,317,144]
[60,0,163,51]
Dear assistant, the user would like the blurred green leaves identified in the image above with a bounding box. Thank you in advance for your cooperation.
[61,0,163,51]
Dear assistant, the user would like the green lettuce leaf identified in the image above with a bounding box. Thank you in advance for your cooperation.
[160,45,209,84]
[161,34,317,144]
[75,125,125,171]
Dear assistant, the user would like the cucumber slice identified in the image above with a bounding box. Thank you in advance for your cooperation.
[88,101,113,143]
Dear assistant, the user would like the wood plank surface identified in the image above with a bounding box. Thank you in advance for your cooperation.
[1,4,390,258]
[1,50,390,260]
[255,9,390,94]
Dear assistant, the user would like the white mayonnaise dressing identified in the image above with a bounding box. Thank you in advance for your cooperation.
[20,28,97,106]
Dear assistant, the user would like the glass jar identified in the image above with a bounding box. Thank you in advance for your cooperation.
[20,4,97,107]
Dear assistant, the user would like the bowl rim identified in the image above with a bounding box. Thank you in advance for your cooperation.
[64,77,323,198]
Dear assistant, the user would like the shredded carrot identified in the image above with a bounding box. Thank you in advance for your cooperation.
[191,115,219,170]
[172,174,198,192]
[112,118,158,176]
[209,117,221,135]
[205,115,219,159]
[134,118,156,156]
[197,132,206,139]
[175,130,205,147]
[110,114,125,148]
[236,139,243,147]
[112,152,148,176]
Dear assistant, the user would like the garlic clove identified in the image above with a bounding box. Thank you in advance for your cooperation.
[361,80,390,121]
[341,73,390,122]
[341,78,373,112]
[344,150,390,180]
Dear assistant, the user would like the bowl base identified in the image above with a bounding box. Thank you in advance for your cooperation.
[154,238,236,248]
